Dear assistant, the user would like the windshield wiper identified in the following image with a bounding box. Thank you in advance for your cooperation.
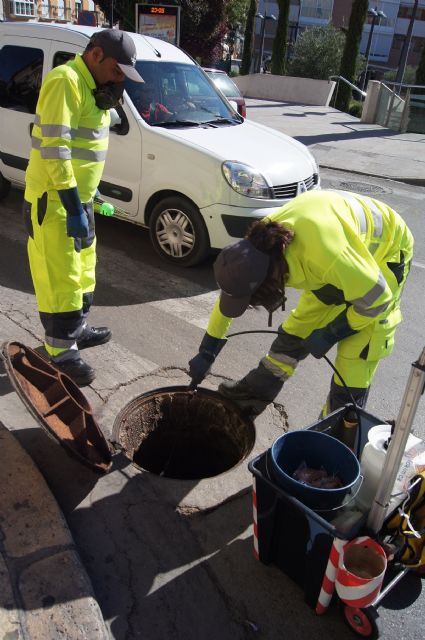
[201,117,240,126]
[151,119,201,128]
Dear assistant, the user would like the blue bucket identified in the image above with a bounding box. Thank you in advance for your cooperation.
[271,430,360,510]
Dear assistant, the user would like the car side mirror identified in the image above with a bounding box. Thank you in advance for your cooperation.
[110,104,129,136]
[110,108,121,127]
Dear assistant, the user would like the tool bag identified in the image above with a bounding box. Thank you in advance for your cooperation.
[383,471,425,568]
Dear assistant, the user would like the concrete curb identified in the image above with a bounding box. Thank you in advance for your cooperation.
[0,421,109,640]
[318,163,425,187]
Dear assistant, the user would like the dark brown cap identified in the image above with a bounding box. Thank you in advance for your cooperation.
[89,29,144,83]
[213,239,270,318]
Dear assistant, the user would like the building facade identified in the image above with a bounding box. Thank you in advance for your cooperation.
[1,0,103,25]
[256,1,425,74]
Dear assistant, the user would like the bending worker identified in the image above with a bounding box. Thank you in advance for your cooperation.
[23,30,143,386]
[189,190,413,416]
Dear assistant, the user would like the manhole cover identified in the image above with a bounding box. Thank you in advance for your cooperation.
[113,387,255,480]
[337,181,392,195]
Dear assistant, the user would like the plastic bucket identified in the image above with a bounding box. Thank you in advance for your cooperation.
[335,536,387,607]
[270,430,360,510]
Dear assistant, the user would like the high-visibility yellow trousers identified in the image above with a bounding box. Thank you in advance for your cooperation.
[23,189,96,360]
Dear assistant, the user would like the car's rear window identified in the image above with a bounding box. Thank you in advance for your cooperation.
[207,72,241,98]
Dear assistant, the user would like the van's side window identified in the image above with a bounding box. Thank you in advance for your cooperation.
[53,52,75,68]
[0,45,43,114]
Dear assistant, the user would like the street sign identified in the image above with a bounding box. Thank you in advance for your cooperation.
[135,4,181,46]
[77,10,97,26]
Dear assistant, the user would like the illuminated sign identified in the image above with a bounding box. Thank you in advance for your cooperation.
[135,4,181,46]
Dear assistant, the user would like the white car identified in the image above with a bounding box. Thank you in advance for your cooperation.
[0,22,319,266]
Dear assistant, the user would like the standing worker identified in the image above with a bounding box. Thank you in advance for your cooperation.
[189,190,414,416]
[23,29,143,386]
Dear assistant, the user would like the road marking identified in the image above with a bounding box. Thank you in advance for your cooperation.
[149,291,217,330]
[412,260,425,270]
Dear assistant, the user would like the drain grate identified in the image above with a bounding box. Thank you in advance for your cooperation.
[113,387,255,480]
[337,181,392,195]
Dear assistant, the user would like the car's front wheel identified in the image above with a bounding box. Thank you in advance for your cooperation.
[0,173,11,201]
[149,196,210,266]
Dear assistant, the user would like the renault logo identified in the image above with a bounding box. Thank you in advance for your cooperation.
[298,180,307,195]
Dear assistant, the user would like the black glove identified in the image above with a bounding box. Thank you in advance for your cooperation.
[189,333,227,387]
[305,310,357,359]
[58,187,89,239]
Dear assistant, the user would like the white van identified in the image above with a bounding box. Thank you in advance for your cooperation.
[0,22,319,266]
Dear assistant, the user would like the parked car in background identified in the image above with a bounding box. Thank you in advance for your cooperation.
[203,68,246,118]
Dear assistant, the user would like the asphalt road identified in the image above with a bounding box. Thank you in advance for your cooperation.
[1,164,424,637]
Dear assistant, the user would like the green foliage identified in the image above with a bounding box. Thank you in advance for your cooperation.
[416,44,425,84]
[271,0,290,75]
[178,1,227,64]
[348,100,363,117]
[241,0,257,75]
[336,0,369,112]
[226,0,249,31]
[384,65,418,85]
[287,26,345,80]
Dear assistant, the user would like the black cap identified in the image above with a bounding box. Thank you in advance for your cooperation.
[213,239,270,318]
[89,29,144,83]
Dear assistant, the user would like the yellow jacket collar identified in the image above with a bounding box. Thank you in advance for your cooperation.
[74,53,96,91]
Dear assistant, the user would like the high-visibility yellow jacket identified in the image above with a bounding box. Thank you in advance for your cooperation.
[207,190,414,340]
[25,53,110,203]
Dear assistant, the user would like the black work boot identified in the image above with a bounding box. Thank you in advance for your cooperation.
[77,326,112,350]
[218,379,269,416]
[52,356,96,387]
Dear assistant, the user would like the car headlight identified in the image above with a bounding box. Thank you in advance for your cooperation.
[222,161,272,199]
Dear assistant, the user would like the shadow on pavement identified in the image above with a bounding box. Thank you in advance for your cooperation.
[296,127,399,147]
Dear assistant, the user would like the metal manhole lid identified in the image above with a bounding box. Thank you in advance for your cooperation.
[1,341,112,473]
[335,181,392,195]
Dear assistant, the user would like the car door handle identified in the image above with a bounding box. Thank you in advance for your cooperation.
[29,122,34,136]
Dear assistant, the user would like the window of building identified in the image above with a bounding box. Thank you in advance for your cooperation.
[75,0,81,19]
[56,0,65,19]
[0,45,43,114]
[393,35,404,51]
[40,1,50,18]
[9,1,36,16]
[413,37,423,53]
[398,6,412,19]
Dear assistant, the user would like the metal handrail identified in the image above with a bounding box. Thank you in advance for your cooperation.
[329,75,367,99]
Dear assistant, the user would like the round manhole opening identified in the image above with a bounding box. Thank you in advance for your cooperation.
[113,387,256,480]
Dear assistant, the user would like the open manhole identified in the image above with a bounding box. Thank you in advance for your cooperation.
[113,387,256,480]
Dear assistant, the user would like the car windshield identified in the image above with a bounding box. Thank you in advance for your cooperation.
[205,71,241,98]
[125,61,241,127]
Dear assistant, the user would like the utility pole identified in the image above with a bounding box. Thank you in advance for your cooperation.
[395,0,419,85]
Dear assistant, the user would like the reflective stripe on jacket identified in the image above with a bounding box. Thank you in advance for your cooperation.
[25,53,111,202]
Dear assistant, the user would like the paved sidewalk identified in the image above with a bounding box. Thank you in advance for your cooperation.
[246,99,425,185]
[0,420,109,639]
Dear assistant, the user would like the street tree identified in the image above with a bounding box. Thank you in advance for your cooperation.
[288,26,345,80]
[226,0,249,31]
[178,0,227,64]
[241,0,258,75]
[336,0,368,112]
[271,0,290,75]
[415,42,425,85]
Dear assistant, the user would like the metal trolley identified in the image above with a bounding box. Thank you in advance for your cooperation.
[249,347,425,638]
